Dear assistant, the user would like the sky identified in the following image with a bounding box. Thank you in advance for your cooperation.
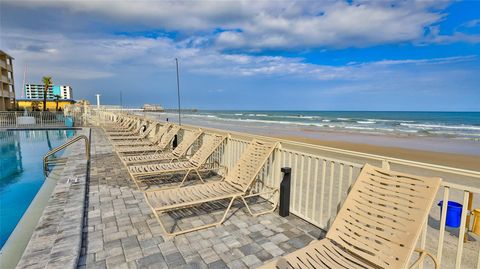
[1,0,479,111]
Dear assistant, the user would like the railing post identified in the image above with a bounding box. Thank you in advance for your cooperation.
[382,159,390,170]
[464,192,473,242]
[173,134,178,149]
[279,167,292,217]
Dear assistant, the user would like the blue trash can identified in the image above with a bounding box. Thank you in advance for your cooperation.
[65,116,74,127]
[438,200,463,228]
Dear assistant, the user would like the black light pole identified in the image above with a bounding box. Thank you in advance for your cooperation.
[175,58,182,125]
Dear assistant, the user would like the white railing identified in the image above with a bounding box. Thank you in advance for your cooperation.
[94,109,480,269]
[0,111,72,128]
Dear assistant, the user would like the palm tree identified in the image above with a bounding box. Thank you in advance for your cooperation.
[42,76,52,111]
[31,100,40,111]
[53,94,61,111]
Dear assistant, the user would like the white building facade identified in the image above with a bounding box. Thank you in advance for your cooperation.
[24,84,73,100]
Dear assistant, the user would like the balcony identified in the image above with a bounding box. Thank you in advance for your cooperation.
[1,90,10,98]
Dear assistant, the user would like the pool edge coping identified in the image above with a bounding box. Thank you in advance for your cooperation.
[0,128,90,269]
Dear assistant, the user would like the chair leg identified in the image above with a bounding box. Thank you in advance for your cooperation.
[241,189,279,217]
[194,169,205,183]
[151,197,237,237]
[179,169,192,186]
[127,169,143,190]
[409,249,439,269]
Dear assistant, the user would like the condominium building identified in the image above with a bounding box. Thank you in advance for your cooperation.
[24,84,73,100]
[0,50,15,110]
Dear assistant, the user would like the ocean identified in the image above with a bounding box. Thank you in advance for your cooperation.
[157,111,480,140]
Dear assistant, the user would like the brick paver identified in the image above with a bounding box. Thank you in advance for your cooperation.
[79,128,323,268]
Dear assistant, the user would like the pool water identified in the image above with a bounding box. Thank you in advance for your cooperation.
[0,129,75,249]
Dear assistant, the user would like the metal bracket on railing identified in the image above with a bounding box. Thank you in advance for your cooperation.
[43,135,90,177]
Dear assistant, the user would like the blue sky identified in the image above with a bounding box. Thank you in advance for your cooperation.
[1,0,479,111]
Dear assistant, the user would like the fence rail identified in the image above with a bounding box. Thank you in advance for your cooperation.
[94,109,480,269]
[0,111,69,128]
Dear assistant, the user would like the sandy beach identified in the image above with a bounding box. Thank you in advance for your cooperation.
[152,112,480,172]
[277,135,480,172]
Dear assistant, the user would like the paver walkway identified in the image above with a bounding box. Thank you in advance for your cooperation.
[78,128,322,269]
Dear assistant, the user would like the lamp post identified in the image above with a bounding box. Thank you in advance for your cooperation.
[96,94,101,108]
[175,58,181,125]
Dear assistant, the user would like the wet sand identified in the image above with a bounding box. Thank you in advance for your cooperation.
[277,135,480,172]
[148,112,480,171]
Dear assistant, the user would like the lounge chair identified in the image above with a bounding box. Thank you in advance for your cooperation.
[104,117,135,132]
[128,133,226,186]
[110,122,158,141]
[102,116,126,130]
[117,125,181,154]
[143,139,279,236]
[108,119,145,136]
[121,129,203,164]
[104,115,138,131]
[114,123,171,147]
[259,163,441,269]
[103,114,129,127]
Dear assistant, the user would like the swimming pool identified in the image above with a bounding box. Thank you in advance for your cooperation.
[0,129,76,249]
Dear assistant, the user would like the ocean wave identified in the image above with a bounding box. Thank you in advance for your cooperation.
[157,111,479,139]
[247,113,268,117]
[367,118,415,123]
[400,123,480,131]
[189,114,218,119]
[291,115,316,119]
[428,131,480,137]
[344,126,376,130]
[240,118,321,127]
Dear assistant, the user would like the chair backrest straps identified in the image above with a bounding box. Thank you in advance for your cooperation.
[188,134,226,167]
[325,163,441,269]
[224,139,278,193]
[172,129,203,157]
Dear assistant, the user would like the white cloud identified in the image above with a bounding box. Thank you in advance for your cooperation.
[4,27,476,87]
[366,55,478,66]
[216,1,446,49]
[420,25,480,45]
[4,0,455,49]
[462,19,480,28]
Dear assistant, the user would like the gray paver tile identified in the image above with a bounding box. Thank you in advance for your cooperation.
[79,128,324,269]
[208,259,228,269]
[165,252,186,267]
[136,254,167,268]
[241,255,261,267]
[227,259,247,269]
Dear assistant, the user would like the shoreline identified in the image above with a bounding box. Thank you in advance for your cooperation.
[276,134,480,172]
[153,112,480,156]
[148,112,480,171]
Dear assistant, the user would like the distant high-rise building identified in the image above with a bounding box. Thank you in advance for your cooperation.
[0,50,15,110]
[24,84,73,100]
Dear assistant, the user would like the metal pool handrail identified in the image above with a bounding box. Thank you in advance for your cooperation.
[43,135,90,176]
